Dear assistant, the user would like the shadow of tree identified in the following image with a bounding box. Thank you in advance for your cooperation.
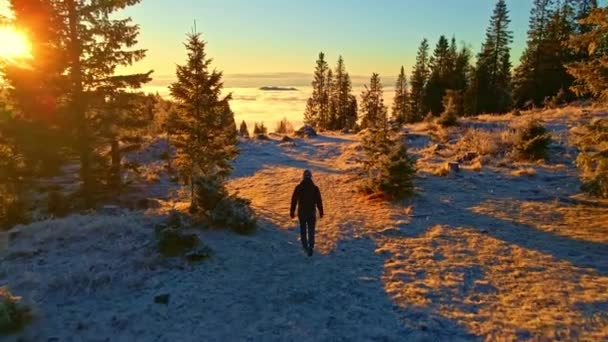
[232,139,343,179]
[240,216,481,341]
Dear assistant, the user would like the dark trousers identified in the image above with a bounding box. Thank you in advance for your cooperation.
[299,216,316,251]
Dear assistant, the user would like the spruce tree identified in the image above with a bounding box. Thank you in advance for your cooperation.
[513,0,560,107]
[304,52,329,129]
[392,66,410,125]
[424,35,454,115]
[567,6,608,100]
[361,118,416,199]
[239,120,250,138]
[325,68,336,130]
[576,0,598,34]
[469,0,513,114]
[359,73,387,130]
[169,30,237,210]
[6,0,152,207]
[410,39,430,122]
[345,95,358,131]
[331,56,355,130]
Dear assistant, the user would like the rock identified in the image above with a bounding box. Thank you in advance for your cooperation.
[154,294,170,305]
[185,246,212,263]
[295,125,317,138]
[100,205,120,215]
[255,134,270,141]
[8,230,20,242]
[432,143,446,152]
[156,228,199,257]
[447,162,460,173]
[458,151,478,163]
[280,136,294,143]
[136,198,161,210]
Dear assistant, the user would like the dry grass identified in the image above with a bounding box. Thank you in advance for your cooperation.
[463,160,483,172]
[426,122,453,144]
[472,104,608,132]
[471,199,608,244]
[510,167,536,177]
[378,225,608,340]
[458,128,515,159]
[429,163,451,177]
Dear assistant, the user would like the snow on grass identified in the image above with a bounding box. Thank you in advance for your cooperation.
[1,105,608,340]
[379,225,608,340]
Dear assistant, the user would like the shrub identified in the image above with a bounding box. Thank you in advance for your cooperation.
[155,211,205,258]
[437,91,459,127]
[512,109,522,117]
[460,128,515,158]
[239,120,250,138]
[512,119,551,161]
[0,195,29,231]
[275,117,294,134]
[574,118,608,198]
[193,175,257,234]
[193,176,228,212]
[253,122,267,135]
[47,191,70,218]
[361,128,416,200]
[156,226,200,257]
[209,196,257,235]
[377,141,417,198]
[159,151,170,160]
[0,287,30,334]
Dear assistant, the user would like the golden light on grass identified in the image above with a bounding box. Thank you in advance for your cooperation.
[471,199,608,244]
[378,225,608,340]
[0,26,31,64]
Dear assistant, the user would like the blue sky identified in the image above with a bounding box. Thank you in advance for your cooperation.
[0,0,550,85]
[115,0,534,82]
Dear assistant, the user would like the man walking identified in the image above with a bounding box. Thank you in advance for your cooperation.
[290,170,324,256]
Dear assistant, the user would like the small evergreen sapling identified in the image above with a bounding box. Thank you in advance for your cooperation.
[438,90,460,127]
[574,118,608,198]
[239,120,250,138]
[512,119,552,160]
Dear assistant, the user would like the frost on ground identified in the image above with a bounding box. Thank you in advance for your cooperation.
[2,106,608,341]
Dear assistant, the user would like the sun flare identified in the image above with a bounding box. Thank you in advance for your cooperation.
[0,26,31,63]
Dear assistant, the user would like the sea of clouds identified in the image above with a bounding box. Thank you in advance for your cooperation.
[145,73,398,130]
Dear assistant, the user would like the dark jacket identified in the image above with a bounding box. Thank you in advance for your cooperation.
[290,178,324,219]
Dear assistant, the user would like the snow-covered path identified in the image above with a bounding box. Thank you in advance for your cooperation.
[3,122,608,341]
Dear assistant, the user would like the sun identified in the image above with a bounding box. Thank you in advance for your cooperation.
[0,26,31,63]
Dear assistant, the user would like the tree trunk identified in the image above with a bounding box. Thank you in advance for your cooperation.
[189,173,195,212]
[66,0,92,207]
[110,138,121,188]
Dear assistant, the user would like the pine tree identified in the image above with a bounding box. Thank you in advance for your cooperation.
[392,66,410,125]
[513,0,564,108]
[359,73,387,130]
[345,95,358,131]
[330,56,355,130]
[361,124,416,199]
[325,68,335,130]
[567,6,608,100]
[169,30,237,210]
[410,39,430,122]
[424,35,453,115]
[576,0,598,33]
[253,122,267,135]
[239,120,249,138]
[450,44,472,116]
[468,0,513,114]
[100,91,154,187]
[304,52,329,129]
